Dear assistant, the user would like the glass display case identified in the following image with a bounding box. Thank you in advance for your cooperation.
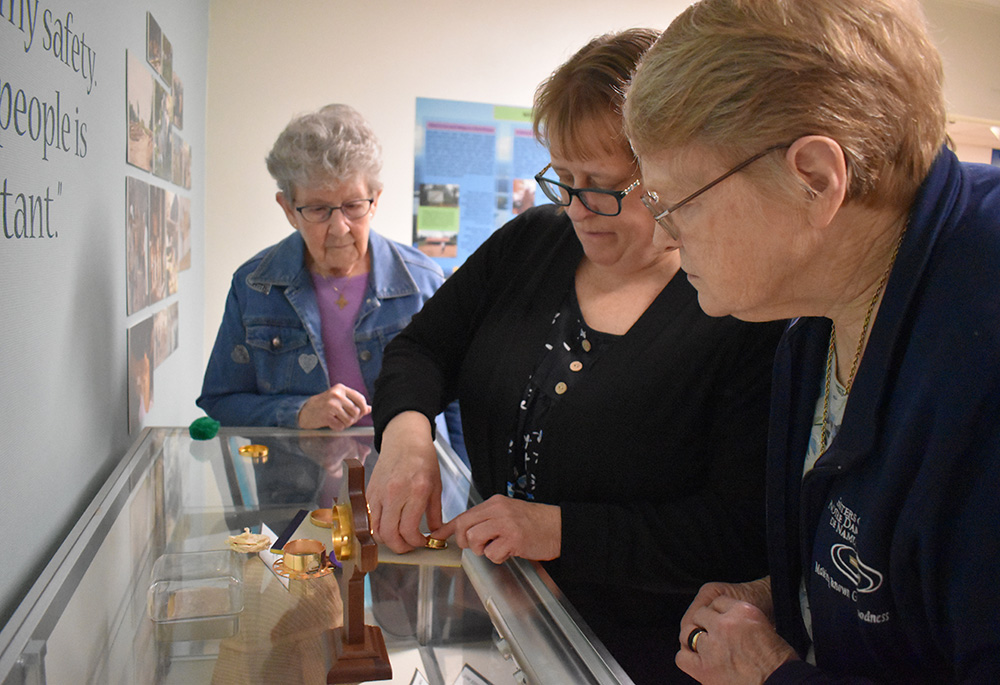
[0,427,633,684]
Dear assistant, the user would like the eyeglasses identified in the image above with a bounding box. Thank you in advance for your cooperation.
[641,144,790,239]
[295,199,374,223]
[534,164,641,217]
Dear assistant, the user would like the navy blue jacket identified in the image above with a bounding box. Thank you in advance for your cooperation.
[767,149,1000,683]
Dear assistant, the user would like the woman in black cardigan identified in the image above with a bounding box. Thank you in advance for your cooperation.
[368,29,785,684]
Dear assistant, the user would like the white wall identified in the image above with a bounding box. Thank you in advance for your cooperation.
[204,0,1000,363]
[924,0,1000,122]
[0,0,208,626]
[203,0,691,359]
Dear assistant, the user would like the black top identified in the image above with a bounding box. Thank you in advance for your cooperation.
[375,204,785,683]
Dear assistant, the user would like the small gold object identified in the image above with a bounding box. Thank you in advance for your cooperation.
[238,444,269,462]
[310,508,334,528]
[425,537,448,550]
[331,503,354,560]
[281,538,326,573]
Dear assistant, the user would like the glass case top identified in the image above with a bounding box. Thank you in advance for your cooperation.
[0,428,630,685]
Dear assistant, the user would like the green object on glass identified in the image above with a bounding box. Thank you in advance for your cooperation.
[189,416,220,440]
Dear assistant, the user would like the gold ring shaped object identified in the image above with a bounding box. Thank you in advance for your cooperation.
[282,538,326,573]
[425,537,448,550]
[330,504,354,561]
[309,508,334,528]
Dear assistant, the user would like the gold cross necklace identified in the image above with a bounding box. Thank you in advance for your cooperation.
[331,283,348,310]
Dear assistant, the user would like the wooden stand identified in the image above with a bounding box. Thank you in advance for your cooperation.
[326,458,392,684]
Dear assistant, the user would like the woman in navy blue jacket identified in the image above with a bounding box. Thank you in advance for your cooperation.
[626,0,1000,682]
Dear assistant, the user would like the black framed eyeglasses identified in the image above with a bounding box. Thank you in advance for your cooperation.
[534,164,641,217]
[642,144,790,239]
[295,199,374,223]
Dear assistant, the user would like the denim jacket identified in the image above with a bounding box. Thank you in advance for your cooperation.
[198,229,459,438]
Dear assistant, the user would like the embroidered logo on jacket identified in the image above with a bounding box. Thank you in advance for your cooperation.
[831,543,883,593]
[812,498,891,624]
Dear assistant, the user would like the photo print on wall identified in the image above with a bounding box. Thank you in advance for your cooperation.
[125,12,194,432]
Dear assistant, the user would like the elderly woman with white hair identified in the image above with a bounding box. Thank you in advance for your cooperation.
[625,0,1000,682]
[199,104,462,453]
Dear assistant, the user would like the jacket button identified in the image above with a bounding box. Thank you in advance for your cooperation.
[359,350,372,361]
[569,361,583,372]
[555,381,568,395]
[581,339,592,352]
[271,336,282,350]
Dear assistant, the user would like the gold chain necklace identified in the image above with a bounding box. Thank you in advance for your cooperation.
[819,228,906,454]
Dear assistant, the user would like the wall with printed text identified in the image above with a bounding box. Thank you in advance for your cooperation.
[0,0,208,626]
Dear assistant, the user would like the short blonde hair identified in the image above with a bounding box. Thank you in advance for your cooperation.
[624,0,946,208]
[533,28,660,160]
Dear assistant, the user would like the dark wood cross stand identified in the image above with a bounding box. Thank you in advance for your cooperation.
[325,458,392,683]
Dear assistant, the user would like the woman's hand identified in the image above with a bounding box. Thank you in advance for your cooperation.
[676,577,798,684]
[430,495,561,564]
[367,412,442,553]
[297,384,370,430]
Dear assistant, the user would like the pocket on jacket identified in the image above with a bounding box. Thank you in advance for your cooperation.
[245,324,317,393]
[356,318,410,348]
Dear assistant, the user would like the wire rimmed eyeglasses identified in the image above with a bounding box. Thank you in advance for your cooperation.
[534,164,641,217]
[296,199,374,223]
[642,144,790,239]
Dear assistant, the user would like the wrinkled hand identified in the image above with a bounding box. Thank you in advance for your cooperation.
[297,384,370,430]
[430,495,561,564]
[676,577,797,684]
[367,412,442,553]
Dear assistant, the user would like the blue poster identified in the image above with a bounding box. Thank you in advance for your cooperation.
[413,97,551,273]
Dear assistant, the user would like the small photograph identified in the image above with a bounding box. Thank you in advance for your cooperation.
[160,34,173,86]
[126,51,154,171]
[164,190,179,296]
[181,139,192,189]
[145,12,162,77]
[153,302,179,368]
[177,195,191,271]
[419,183,460,207]
[512,178,536,215]
[172,71,184,129]
[148,185,167,304]
[128,316,155,435]
[416,233,458,258]
[126,176,150,315]
[152,81,173,180]
[171,131,183,186]
[416,184,460,258]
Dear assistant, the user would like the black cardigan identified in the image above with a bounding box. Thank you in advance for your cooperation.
[375,205,784,676]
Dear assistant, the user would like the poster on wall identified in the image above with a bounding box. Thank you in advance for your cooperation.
[127,52,155,172]
[128,316,155,435]
[126,177,186,314]
[128,32,190,188]
[413,97,551,273]
[126,177,151,314]
[153,302,180,368]
[123,12,194,432]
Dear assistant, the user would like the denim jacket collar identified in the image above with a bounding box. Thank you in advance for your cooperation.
[246,230,422,299]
